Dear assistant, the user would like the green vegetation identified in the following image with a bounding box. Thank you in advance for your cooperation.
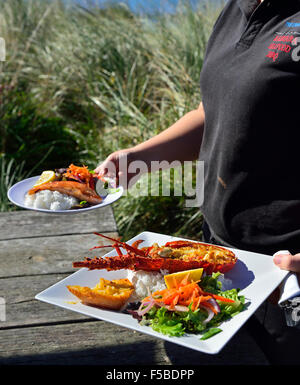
[0,0,222,239]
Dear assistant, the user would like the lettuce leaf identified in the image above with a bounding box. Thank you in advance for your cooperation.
[200,271,223,293]
[140,272,248,339]
[200,327,222,340]
[146,307,185,337]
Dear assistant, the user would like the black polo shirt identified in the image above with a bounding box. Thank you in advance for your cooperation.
[199,0,300,254]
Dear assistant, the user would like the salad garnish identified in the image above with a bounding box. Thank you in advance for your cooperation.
[128,272,247,340]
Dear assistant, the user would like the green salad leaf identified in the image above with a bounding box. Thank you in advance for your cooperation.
[141,272,248,340]
[200,327,222,340]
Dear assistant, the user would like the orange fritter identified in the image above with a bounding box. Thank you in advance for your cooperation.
[67,278,134,310]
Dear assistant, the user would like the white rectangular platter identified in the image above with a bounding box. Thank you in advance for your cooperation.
[35,231,289,354]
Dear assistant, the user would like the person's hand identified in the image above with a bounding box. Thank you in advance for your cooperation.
[268,251,300,304]
[273,250,300,274]
[94,148,141,189]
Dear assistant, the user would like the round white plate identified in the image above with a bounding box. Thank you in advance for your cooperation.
[7,176,123,214]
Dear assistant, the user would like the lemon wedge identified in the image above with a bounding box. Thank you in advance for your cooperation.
[33,170,56,187]
[164,268,203,289]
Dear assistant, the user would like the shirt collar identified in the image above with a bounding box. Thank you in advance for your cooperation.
[237,0,263,19]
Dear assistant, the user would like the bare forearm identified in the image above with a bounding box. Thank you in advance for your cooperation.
[94,103,205,186]
[132,103,205,165]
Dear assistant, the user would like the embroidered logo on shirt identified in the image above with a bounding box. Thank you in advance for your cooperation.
[266,32,300,62]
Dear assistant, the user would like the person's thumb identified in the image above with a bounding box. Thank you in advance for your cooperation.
[273,250,300,273]
[94,155,117,178]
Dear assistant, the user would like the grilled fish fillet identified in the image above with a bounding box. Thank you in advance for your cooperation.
[28,181,102,205]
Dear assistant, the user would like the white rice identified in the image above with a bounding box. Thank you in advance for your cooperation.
[24,190,79,211]
[126,269,168,302]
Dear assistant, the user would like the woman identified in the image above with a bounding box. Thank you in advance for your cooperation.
[95,0,300,363]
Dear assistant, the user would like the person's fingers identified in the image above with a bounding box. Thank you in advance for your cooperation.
[94,161,108,176]
[94,155,118,178]
[94,148,135,188]
[94,159,111,176]
[273,250,300,273]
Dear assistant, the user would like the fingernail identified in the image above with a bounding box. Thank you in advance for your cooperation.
[273,250,291,265]
[274,255,283,265]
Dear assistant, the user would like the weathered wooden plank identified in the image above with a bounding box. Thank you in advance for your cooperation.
[0,320,268,365]
[0,232,118,278]
[0,207,117,241]
[0,273,89,329]
[0,321,171,365]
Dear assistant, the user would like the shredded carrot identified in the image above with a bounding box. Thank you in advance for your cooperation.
[172,294,179,306]
[172,276,178,289]
[179,272,190,287]
[201,300,219,314]
[142,277,210,311]
[141,273,234,314]
[202,291,235,303]
[194,296,202,311]
[63,164,93,185]
[162,290,178,305]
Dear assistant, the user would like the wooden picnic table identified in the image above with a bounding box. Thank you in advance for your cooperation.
[0,207,270,366]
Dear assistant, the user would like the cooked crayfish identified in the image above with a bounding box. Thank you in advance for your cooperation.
[72,233,237,274]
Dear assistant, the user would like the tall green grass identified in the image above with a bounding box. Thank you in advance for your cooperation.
[0,0,222,239]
